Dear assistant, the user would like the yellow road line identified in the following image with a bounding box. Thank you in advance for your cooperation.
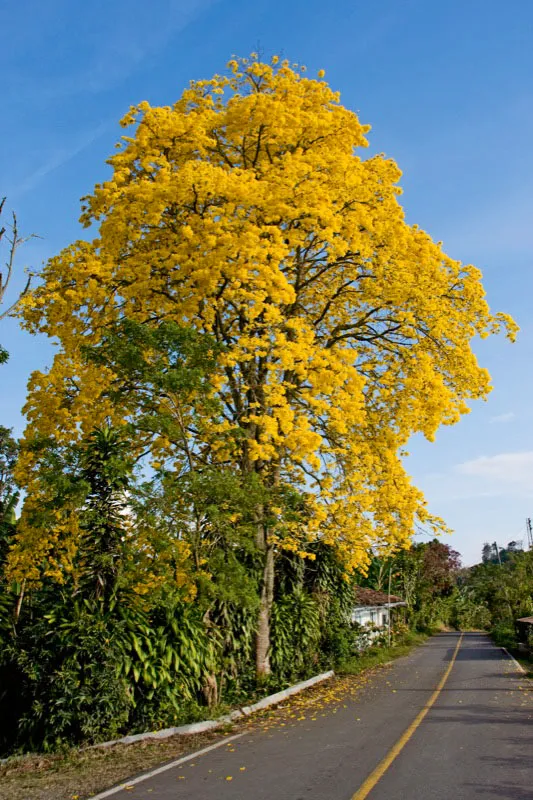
[351,633,464,800]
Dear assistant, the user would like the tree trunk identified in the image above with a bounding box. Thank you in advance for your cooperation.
[252,463,279,681]
[256,542,274,679]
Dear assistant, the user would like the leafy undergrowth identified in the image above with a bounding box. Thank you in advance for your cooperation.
[337,630,431,675]
[0,632,428,800]
[489,622,533,679]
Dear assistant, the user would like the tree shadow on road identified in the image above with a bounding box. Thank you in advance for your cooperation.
[423,704,532,726]
[465,782,533,799]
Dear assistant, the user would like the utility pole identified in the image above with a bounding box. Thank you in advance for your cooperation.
[526,518,533,551]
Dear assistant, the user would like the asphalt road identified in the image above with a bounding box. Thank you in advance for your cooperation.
[96,633,533,800]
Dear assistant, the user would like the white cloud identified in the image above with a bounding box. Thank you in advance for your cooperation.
[489,412,516,424]
[456,451,533,489]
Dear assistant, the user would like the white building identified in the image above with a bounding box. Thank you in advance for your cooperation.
[351,587,406,642]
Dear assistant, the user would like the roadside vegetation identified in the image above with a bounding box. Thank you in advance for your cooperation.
[0,55,519,761]
[455,542,533,668]
[0,625,430,800]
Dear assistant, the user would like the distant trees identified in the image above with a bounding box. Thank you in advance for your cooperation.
[481,541,523,565]
[481,543,492,564]
[459,542,533,639]
[369,539,532,635]
[365,539,461,629]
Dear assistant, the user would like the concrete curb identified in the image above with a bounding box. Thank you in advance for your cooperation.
[239,670,334,716]
[91,670,335,750]
[501,647,527,675]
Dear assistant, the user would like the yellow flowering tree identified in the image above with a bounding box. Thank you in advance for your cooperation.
[10,56,516,676]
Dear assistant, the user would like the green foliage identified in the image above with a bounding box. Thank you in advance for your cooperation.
[490,620,517,650]
[317,595,354,666]
[3,416,462,756]
[366,540,461,632]
[83,319,222,449]
[122,598,220,730]
[76,426,135,604]
[0,590,222,753]
[0,426,18,509]
[208,601,257,703]
[140,466,264,602]
[271,589,321,681]
[1,596,132,753]
[464,549,533,624]
[451,587,491,631]
[306,542,357,667]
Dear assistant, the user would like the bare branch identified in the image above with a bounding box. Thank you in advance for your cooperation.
[0,197,38,323]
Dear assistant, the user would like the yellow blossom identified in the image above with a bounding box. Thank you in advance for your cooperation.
[8,55,517,584]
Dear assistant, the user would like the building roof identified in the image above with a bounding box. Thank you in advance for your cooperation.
[354,587,405,607]
[517,616,533,624]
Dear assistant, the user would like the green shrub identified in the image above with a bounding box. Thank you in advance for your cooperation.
[491,620,517,650]
[123,598,219,730]
[1,599,132,754]
[271,590,321,681]
[451,590,491,631]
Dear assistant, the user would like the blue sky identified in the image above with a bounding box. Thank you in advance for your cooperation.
[1,0,532,564]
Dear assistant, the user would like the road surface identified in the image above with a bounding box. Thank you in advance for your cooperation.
[94,633,532,800]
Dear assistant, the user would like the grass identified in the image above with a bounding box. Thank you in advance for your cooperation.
[0,630,430,800]
[0,728,236,800]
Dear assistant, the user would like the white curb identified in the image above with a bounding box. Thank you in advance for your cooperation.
[240,670,334,715]
[501,647,527,674]
[91,670,334,750]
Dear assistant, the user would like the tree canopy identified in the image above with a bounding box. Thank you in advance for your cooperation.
[8,56,517,673]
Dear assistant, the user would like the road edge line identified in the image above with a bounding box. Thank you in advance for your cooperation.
[501,646,527,674]
[351,633,464,800]
[86,732,246,800]
[85,670,335,798]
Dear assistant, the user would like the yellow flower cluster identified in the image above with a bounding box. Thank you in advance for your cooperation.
[9,56,517,582]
